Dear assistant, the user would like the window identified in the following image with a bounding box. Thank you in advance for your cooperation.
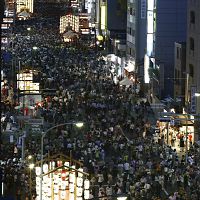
[129,48,132,55]
[128,27,132,35]
[130,7,133,15]
[189,64,194,77]
[190,11,195,24]
[190,37,194,51]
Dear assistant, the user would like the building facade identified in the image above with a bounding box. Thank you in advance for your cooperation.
[126,0,147,74]
[186,0,200,115]
[155,0,187,98]
[174,42,186,102]
[144,0,187,100]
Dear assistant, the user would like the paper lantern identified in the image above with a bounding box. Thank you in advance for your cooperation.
[69,193,74,200]
[77,177,83,187]
[61,169,66,181]
[54,185,59,194]
[84,179,90,190]
[57,160,63,167]
[60,190,66,199]
[84,189,90,199]
[54,175,59,184]
[50,161,55,170]
[43,164,48,174]
[35,167,41,176]
[61,181,66,190]
[64,161,69,167]
[36,177,40,185]
[47,187,51,196]
[69,183,74,193]
[76,187,83,197]
[54,195,59,200]
[69,173,75,183]
[78,168,83,177]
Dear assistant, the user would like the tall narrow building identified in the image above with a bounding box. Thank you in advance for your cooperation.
[144,0,187,100]
[186,0,200,114]
[126,0,147,74]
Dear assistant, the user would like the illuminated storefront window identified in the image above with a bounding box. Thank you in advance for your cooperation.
[17,70,39,93]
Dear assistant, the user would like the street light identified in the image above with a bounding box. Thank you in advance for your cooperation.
[117,196,128,200]
[32,46,38,50]
[39,122,84,200]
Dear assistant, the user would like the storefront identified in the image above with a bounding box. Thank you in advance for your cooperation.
[157,115,194,151]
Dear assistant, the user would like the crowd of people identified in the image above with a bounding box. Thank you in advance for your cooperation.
[1,17,200,200]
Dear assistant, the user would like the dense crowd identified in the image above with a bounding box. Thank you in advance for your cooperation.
[1,17,200,200]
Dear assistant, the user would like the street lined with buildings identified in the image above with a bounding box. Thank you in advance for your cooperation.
[0,0,200,200]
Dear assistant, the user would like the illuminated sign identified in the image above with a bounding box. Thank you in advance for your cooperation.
[3,17,13,23]
[144,54,150,83]
[147,11,154,33]
[146,0,155,57]
[147,34,153,56]
[101,5,106,30]
[148,0,154,10]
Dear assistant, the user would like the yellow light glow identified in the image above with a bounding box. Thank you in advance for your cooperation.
[75,122,84,128]
[29,163,34,169]
[97,35,103,41]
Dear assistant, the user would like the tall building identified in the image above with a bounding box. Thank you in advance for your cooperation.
[174,42,186,102]
[96,0,127,52]
[126,0,147,74]
[186,0,200,115]
[144,0,187,100]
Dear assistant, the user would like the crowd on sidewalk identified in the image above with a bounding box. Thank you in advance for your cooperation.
[1,17,200,200]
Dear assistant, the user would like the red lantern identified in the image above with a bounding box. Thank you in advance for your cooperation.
[57,160,63,167]
[61,169,66,181]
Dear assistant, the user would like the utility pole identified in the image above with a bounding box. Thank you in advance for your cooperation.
[0,0,5,154]
[0,1,5,197]
[185,73,189,164]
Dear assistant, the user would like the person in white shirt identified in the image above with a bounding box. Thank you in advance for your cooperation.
[106,185,112,196]
[124,162,130,172]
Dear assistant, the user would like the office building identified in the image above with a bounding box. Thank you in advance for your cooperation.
[144,0,187,100]
[126,0,147,74]
[186,0,200,114]
[174,42,186,102]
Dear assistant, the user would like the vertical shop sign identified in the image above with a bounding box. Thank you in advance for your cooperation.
[141,0,147,19]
